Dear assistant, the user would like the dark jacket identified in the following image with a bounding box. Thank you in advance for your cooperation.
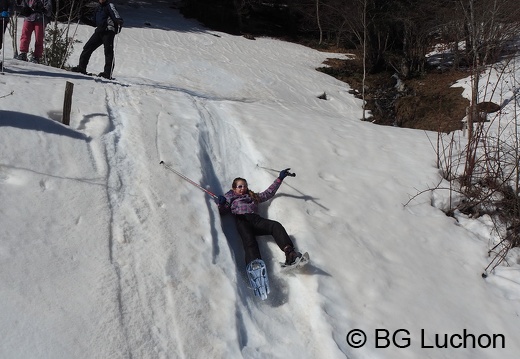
[19,0,52,22]
[1,0,12,12]
[83,1,123,33]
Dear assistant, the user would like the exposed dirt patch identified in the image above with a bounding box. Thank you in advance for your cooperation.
[318,51,470,133]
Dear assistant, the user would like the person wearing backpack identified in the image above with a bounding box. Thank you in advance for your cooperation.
[16,0,52,63]
[71,0,123,79]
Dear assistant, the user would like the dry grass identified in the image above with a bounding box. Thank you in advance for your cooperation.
[318,53,470,133]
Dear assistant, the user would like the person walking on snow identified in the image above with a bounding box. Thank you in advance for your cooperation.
[216,169,302,266]
[71,0,123,79]
[1,0,12,69]
[16,0,52,63]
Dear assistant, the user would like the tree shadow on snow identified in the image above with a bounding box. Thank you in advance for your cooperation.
[105,0,224,37]
[2,67,130,88]
[0,110,90,141]
[2,66,79,80]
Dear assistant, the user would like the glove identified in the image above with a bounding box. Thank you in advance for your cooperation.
[278,168,291,180]
[0,11,9,18]
[215,195,226,205]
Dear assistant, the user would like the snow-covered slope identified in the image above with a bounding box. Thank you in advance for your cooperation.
[1,2,519,358]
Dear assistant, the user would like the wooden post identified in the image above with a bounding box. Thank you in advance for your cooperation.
[62,81,74,126]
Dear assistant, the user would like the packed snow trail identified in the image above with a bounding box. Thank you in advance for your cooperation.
[82,84,243,357]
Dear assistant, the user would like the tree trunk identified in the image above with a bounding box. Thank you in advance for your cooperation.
[316,0,322,44]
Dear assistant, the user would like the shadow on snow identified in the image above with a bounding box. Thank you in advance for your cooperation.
[0,110,90,141]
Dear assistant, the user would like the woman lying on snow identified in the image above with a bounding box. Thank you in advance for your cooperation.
[215,169,302,267]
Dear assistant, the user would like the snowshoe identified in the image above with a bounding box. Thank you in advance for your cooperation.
[246,259,270,300]
[71,66,87,74]
[280,252,309,272]
[15,52,27,61]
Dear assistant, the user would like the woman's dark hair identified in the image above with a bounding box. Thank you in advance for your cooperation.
[232,177,247,188]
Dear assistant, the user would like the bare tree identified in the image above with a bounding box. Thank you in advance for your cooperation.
[361,0,368,121]
[44,0,84,68]
[456,0,520,185]
[316,0,322,44]
[8,7,19,58]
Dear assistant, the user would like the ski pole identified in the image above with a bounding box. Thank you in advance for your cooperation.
[256,164,296,177]
[159,161,218,199]
[42,14,46,64]
[109,30,120,79]
[1,17,5,73]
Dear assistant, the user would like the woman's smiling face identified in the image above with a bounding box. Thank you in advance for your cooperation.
[233,179,248,195]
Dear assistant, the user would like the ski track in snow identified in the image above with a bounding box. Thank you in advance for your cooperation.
[97,85,186,357]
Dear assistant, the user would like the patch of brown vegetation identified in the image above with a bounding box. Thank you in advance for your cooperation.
[318,52,470,133]
[396,73,469,132]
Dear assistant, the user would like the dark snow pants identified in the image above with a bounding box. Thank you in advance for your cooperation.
[235,213,294,265]
[78,29,116,75]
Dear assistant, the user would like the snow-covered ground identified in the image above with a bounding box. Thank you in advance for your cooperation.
[1,1,519,358]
